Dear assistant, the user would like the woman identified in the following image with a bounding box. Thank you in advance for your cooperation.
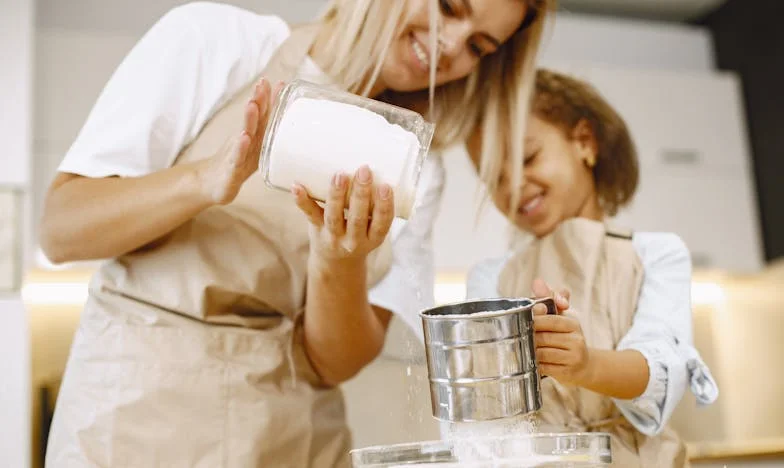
[42,0,553,466]
[464,69,719,467]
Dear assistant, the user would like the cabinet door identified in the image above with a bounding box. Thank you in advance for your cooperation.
[553,64,754,171]
[0,189,23,291]
[614,165,764,272]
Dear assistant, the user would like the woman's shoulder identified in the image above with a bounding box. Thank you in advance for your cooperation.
[158,2,290,43]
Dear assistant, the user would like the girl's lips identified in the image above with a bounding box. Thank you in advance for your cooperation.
[519,194,544,217]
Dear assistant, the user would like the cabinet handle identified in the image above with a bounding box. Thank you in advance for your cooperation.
[661,149,700,165]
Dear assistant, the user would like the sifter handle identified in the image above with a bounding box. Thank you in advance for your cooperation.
[532,297,557,315]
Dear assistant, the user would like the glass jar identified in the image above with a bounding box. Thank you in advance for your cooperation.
[350,433,613,467]
[260,79,435,220]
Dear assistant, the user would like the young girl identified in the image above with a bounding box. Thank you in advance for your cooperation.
[465,69,719,467]
[42,1,552,466]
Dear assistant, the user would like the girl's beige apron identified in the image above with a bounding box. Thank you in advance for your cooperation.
[499,218,690,468]
[46,25,393,468]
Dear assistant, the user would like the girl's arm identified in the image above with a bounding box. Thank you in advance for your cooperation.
[612,233,718,435]
[534,234,719,435]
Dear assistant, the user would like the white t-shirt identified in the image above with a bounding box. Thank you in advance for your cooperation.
[466,232,720,436]
[58,2,445,335]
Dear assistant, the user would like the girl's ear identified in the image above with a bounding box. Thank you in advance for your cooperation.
[571,119,598,168]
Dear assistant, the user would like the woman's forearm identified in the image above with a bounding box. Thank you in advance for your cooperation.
[41,79,276,264]
[303,256,390,386]
[581,349,650,400]
[40,162,213,264]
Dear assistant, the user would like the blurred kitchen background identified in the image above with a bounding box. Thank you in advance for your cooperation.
[2,0,783,466]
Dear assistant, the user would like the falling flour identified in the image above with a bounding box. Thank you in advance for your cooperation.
[439,413,550,466]
[267,97,422,218]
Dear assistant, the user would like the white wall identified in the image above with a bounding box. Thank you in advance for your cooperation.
[540,13,715,71]
[0,0,33,465]
[1,0,34,187]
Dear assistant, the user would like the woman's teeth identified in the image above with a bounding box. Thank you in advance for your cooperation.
[412,38,430,69]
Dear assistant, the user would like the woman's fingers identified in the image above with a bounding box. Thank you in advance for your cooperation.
[295,165,395,258]
[324,173,348,239]
[292,184,324,227]
[345,166,373,248]
[368,184,394,246]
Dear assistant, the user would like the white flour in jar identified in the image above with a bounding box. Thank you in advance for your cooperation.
[267,97,422,218]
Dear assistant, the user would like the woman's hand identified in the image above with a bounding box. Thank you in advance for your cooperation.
[296,165,395,384]
[196,77,284,205]
[531,279,594,387]
[293,165,395,265]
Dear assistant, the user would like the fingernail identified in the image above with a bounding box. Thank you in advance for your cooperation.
[291,184,301,196]
[357,165,371,184]
[332,173,345,188]
[378,184,391,200]
[557,293,567,304]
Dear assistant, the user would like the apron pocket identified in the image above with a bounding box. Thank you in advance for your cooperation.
[106,362,227,468]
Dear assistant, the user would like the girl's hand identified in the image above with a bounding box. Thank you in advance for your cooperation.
[196,77,284,205]
[531,278,570,316]
[531,279,594,387]
[293,165,395,265]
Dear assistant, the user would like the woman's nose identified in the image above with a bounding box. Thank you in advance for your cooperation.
[437,21,472,66]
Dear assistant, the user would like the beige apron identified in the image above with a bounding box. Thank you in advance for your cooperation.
[46,24,393,468]
[499,218,689,468]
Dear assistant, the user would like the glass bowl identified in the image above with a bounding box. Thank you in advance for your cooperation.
[350,433,612,467]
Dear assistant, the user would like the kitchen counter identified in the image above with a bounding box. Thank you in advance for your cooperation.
[689,437,784,466]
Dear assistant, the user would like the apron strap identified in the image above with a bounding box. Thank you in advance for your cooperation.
[604,221,634,240]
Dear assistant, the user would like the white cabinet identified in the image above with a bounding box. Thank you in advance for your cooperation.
[568,65,765,272]
[614,167,762,271]
[0,190,24,291]
[563,65,754,170]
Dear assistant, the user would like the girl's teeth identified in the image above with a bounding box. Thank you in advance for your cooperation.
[523,196,541,214]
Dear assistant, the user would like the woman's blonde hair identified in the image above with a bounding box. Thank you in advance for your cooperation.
[314,0,555,190]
